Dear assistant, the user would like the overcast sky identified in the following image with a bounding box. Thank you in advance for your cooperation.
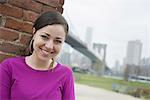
[63,0,150,68]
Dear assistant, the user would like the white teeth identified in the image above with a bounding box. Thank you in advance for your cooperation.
[40,48,54,55]
[41,49,49,55]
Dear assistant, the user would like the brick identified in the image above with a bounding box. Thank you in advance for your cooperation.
[20,34,32,45]
[42,5,56,12]
[23,10,39,22]
[22,21,33,33]
[35,0,59,7]
[59,0,64,5]
[0,27,20,41]
[5,17,33,34]
[5,17,22,31]
[35,0,63,13]
[25,0,42,13]
[9,0,42,13]
[0,42,25,55]
[0,0,8,4]
[8,0,26,9]
[0,51,15,62]
[0,4,23,18]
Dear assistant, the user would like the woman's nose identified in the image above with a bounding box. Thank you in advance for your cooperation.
[45,40,54,49]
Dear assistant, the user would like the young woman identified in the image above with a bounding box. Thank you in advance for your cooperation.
[0,11,75,100]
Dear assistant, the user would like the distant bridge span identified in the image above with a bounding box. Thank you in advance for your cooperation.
[65,31,105,74]
[65,31,101,62]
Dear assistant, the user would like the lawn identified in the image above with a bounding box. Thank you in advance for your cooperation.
[74,72,150,90]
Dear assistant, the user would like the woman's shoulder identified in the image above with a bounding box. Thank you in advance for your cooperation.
[0,56,25,72]
[57,63,74,82]
[1,56,25,65]
[57,63,73,74]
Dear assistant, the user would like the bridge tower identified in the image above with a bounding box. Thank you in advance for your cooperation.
[92,43,107,75]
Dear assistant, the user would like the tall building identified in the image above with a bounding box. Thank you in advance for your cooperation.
[58,43,71,66]
[85,27,93,48]
[126,40,142,66]
[140,57,150,67]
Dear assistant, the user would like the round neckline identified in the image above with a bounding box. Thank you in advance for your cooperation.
[23,56,59,72]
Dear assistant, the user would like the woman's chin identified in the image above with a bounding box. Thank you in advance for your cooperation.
[37,54,50,61]
[39,53,56,61]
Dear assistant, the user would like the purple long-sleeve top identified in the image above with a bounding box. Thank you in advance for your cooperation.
[0,56,75,100]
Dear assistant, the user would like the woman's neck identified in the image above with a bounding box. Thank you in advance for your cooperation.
[26,54,52,70]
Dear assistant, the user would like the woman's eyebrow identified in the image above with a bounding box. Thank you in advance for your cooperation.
[56,37,63,40]
[42,32,63,40]
[42,32,50,36]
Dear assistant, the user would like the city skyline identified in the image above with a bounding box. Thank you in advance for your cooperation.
[63,0,150,68]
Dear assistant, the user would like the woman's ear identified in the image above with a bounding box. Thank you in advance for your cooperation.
[32,28,36,40]
[33,28,36,34]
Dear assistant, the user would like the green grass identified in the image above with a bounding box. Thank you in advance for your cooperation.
[74,72,150,91]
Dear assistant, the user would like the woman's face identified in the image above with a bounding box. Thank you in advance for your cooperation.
[32,24,66,61]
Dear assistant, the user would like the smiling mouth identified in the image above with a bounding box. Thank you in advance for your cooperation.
[40,48,54,55]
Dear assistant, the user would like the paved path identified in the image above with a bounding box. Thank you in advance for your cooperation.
[75,83,141,100]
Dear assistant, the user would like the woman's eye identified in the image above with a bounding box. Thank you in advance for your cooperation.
[55,40,62,44]
[41,35,49,40]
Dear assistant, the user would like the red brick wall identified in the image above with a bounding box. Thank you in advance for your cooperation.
[0,0,65,62]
